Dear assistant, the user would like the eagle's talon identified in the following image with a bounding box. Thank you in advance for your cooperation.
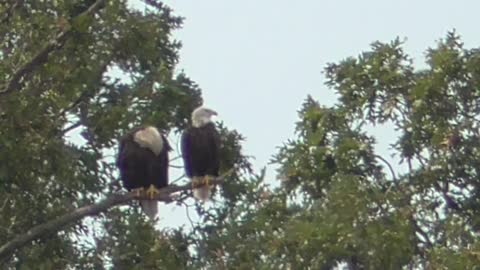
[192,176,200,189]
[205,175,215,187]
[145,184,160,199]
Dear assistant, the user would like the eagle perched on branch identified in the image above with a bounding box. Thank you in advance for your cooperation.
[181,106,221,202]
[116,126,172,219]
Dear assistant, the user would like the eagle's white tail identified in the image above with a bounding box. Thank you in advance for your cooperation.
[193,186,211,202]
[140,200,158,220]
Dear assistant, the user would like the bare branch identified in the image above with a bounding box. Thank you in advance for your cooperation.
[0,195,10,212]
[58,91,90,118]
[433,182,461,211]
[375,154,397,182]
[182,201,198,229]
[0,168,235,261]
[171,173,186,185]
[413,218,433,249]
[61,121,83,135]
[169,155,183,162]
[0,0,106,96]
[169,164,184,169]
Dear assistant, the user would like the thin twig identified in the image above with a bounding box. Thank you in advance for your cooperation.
[58,92,89,118]
[407,158,413,175]
[170,173,186,185]
[61,121,82,135]
[169,164,184,169]
[433,182,460,211]
[176,135,182,155]
[374,154,397,182]
[169,155,183,162]
[0,195,10,212]
[412,218,433,248]
[182,201,198,230]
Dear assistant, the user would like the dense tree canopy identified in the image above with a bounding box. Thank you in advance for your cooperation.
[1,0,480,269]
[0,1,250,268]
[206,32,480,269]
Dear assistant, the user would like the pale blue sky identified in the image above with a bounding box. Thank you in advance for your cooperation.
[159,0,478,173]
[126,0,480,227]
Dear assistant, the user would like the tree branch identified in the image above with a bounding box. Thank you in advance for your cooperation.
[374,154,397,182]
[0,0,106,96]
[433,182,461,211]
[58,91,91,118]
[61,121,83,135]
[0,169,235,261]
[412,217,433,249]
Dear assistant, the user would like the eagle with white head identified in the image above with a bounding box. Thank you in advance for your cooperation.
[181,106,221,202]
[116,126,172,219]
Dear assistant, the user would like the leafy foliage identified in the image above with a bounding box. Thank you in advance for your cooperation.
[189,32,480,269]
[0,0,250,268]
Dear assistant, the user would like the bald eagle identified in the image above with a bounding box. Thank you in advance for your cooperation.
[116,126,172,219]
[181,106,220,201]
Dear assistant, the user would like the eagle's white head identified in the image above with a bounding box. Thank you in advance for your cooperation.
[192,106,218,128]
[133,126,163,155]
